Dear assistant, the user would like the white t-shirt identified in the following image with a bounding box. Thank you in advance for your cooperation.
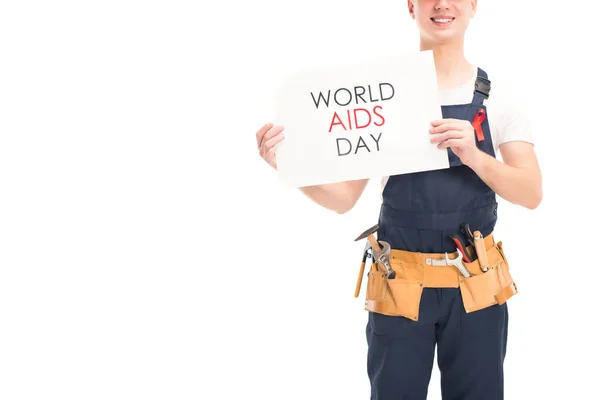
[381,67,535,195]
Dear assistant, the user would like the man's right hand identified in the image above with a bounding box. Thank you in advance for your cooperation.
[255,121,369,214]
[256,122,285,169]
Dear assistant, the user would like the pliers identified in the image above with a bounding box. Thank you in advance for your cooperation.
[459,223,479,261]
[449,234,472,263]
[460,223,476,247]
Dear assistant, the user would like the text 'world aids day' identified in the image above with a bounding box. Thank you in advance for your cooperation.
[310,83,395,156]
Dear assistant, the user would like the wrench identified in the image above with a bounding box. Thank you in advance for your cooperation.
[354,224,396,279]
[444,249,472,278]
[373,240,396,279]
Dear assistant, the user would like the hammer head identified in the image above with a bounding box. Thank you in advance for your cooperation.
[354,224,379,242]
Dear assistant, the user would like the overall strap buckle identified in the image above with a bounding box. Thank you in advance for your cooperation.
[474,76,491,99]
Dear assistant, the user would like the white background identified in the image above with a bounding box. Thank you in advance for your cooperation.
[0,1,598,399]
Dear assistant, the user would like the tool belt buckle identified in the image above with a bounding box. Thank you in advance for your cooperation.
[426,258,447,267]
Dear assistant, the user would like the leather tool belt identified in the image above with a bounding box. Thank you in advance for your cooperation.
[359,233,518,321]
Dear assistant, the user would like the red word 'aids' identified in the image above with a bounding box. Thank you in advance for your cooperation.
[329,105,385,133]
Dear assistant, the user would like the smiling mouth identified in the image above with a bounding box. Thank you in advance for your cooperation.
[431,17,455,23]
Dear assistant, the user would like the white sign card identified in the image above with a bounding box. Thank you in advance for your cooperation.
[272,50,449,188]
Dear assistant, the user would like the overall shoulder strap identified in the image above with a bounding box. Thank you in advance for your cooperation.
[472,67,491,104]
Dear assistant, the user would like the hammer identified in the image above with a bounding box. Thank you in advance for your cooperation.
[354,240,372,298]
[354,223,383,253]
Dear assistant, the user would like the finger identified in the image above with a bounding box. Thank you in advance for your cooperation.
[430,130,463,144]
[430,122,464,134]
[260,131,285,158]
[430,118,462,127]
[261,132,285,155]
[259,124,284,149]
[437,138,463,149]
[256,123,274,147]
[265,145,280,168]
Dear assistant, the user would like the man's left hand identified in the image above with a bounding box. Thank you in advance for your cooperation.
[429,118,483,169]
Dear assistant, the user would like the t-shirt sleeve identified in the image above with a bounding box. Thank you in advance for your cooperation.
[492,79,535,147]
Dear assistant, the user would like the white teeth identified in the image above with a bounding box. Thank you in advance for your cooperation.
[433,18,453,23]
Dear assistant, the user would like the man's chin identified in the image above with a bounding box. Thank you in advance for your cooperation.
[424,31,461,46]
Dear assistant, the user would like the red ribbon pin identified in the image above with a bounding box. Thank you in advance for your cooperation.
[472,108,486,142]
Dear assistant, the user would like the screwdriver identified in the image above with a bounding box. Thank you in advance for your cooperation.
[473,230,489,272]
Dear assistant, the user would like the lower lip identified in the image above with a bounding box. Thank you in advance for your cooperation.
[431,19,454,28]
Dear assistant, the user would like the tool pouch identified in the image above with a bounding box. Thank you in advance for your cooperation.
[364,259,424,322]
[459,241,518,313]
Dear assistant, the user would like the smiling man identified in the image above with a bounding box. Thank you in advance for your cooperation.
[256,1,542,399]
[361,2,541,399]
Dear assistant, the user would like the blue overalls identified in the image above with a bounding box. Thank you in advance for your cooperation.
[366,68,508,400]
